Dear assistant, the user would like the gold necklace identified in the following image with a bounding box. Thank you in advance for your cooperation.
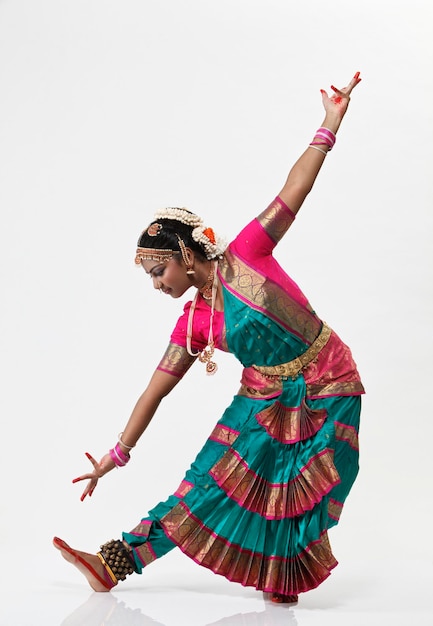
[186,261,218,375]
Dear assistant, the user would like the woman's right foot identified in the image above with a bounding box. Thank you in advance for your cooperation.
[271,592,298,604]
[53,537,115,592]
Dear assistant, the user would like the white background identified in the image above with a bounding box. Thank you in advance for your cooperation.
[0,1,432,624]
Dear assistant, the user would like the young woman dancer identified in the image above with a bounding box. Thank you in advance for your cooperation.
[54,72,363,604]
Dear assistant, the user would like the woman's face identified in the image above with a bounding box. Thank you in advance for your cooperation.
[141,256,193,298]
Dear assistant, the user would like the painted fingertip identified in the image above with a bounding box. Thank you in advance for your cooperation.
[320,89,326,94]
[85,452,92,459]
[80,494,85,502]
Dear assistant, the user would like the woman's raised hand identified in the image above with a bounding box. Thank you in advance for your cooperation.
[72,451,115,501]
[321,71,361,119]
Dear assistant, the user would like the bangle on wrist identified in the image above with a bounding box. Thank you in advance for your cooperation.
[310,126,336,151]
[308,145,328,156]
[118,432,135,450]
[109,443,131,468]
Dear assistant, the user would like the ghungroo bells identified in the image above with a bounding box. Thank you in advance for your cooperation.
[97,539,136,583]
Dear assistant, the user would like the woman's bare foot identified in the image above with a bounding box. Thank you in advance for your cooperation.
[53,537,115,592]
[263,591,298,604]
[271,592,298,604]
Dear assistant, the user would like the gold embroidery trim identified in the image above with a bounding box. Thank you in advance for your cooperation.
[157,343,196,377]
[252,323,332,379]
[209,447,340,519]
[306,381,365,398]
[257,199,295,243]
[255,399,327,444]
[328,499,343,521]
[160,502,337,594]
[219,249,320,343]
[127,521,158,567]
[174,480,194,498]
[128,521,152,539]
[135,543,158,567]
[209,424,240,446]
[335,422,359,451]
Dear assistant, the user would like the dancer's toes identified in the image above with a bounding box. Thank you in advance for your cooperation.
[53,537,115,592]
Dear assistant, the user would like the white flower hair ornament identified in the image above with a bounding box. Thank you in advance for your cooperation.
[152,207,226,260]
[153,207,203,228]
[191,225,226,260]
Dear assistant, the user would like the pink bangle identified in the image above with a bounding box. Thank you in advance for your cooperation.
[109,443,130,468]
[115,442,130,464]
[109,448,122,467]
[317,127,336,141]
[311,127,336,150]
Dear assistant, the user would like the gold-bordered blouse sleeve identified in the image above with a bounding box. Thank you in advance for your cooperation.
[156,342,197,379]
[256,196,296,246]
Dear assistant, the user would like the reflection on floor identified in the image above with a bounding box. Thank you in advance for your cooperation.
[1,554,432,626]
[60,593,298,626]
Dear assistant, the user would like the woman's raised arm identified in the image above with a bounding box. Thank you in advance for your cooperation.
[278,72,361,215]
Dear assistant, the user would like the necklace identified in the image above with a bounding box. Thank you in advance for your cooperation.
[186,261,218,375]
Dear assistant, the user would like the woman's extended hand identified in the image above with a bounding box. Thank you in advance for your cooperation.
[321,71,361,120]
[72,451,116,501]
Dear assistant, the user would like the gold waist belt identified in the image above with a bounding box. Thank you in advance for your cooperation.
[252,322,332,380]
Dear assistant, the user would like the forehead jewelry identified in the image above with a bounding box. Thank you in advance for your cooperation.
[134,248,174,265]
[147,223,162,236]
[135,223,174,264]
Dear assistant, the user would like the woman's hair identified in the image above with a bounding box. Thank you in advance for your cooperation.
[138,218,207,261]
[137,208,226,261]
